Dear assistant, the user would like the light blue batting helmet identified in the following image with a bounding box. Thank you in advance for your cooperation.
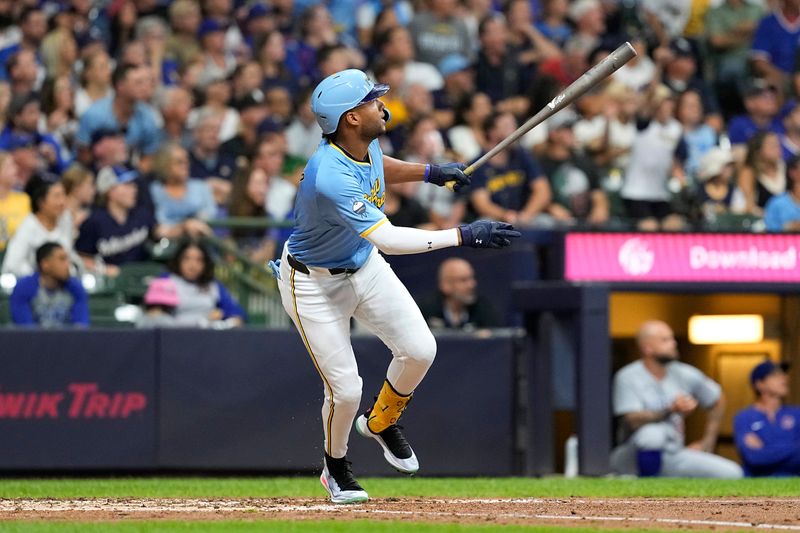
[311,69,390,135]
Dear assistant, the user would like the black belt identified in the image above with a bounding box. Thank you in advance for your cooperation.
[288,254,359,275]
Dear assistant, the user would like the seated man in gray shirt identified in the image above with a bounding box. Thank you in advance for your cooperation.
[611,320,742,478]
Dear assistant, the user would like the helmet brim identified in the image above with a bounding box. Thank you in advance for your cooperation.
[357,83,390,106]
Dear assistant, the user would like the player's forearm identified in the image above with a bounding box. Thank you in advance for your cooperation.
[623,410,669,431]
[365,219,460,254]
[382,155,426,184]
[700,397,725,451]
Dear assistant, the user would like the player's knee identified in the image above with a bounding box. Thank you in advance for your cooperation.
[632,425,668,450]
[407,330,437,368]
[331,376,362,409]
[714,459,744,479]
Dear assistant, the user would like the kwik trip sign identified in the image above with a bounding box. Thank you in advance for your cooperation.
[565,233,800,282]
[0,382,147,420]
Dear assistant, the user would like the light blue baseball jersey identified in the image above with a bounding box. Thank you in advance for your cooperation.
[287,139,387,269]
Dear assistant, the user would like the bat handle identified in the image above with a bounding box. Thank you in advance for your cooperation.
[444,165,475,191]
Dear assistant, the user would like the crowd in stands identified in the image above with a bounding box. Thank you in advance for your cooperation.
[1,0,800,322]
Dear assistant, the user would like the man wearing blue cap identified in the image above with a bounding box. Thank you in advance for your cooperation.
[271,69,520,503]
[734,360,800,476]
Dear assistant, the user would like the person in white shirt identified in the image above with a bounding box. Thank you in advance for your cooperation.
[2,176,77,277]
[285,88,323,161]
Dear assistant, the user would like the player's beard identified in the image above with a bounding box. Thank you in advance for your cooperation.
[361,118,386,141]
[654,352,678,366]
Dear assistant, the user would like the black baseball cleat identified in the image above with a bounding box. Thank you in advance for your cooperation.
[355,414,419,474]
[320,453,369,504]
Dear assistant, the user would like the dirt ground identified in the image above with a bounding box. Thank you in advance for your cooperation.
[1,497,799,530]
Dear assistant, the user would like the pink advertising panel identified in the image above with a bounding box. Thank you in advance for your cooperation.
[565,233,800,283]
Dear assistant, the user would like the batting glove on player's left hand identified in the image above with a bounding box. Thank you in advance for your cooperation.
[458,220,521,249]
[425,163,470,191]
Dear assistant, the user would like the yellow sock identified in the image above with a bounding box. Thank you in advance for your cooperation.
[366,380,412,434]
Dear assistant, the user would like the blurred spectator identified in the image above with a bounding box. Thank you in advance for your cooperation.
[166,239,245,328]
[694,146,744,227]
[402,115,466,228]
[705,0,764,106]
[505,0,561,65]
[611,320,743,479]
[356,0,412,52]
[149,142,214,238]
[189,76,239,142]
[188,109,237,209]
[475,15,531,116]
[780,101,800,160]
[408,0,472,68]
[285,4,340,88]
[76,63,161,172]
[432,54,475,129]
[40,27,77,82]
[739,131,786,216]
[734,360,800,476]
[2,177,75,277]
[662,38,723,132]
[165,0,202,70]
[677,90,718,181]
[9,242,89,328]
[136,16,178,87]
[419,257,497,331]
[256,30,295,93]
[41,75,78,155]
[0,6,47,82]
[751,0,800,89]
[620,85,686,231]
[228,164,276,262]
[254,134,297,225]
[76,165,164,275]
[74,48,113,116]
[90,128,128,170]
[315,43,351,81]
[61,163,95,232]
[203,0,245,59]
[137,276,179,328]
[613,38,656,92]
[536,0,572,47]
[384,182,433,229]
[471,111,552,227]
[0,152,28,250]
[7,48,40,97]
[221,93,269,159]
[285,87,322,161]
[196,19,236,88]
[539,110,609,227]
[243,3,274,51]
[727,79,782,162]
[448,91,492,162]
[565,0,605,56]
[376,26,443,91]
[639,0,690,45]
[764,155,800,231]
[0,93,69,175]
[158,86,194,147]
[575,82,637,173]
[230,61,264,102]
[264,85,294,123]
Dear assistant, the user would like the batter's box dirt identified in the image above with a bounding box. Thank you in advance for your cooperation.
[1,497,799,530]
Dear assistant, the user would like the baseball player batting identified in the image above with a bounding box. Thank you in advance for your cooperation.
[269,69,520,504]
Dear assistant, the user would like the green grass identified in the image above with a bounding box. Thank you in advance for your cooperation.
[0,476,796,499]
[0,522,657,533]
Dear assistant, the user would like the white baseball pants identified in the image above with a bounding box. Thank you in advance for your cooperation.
[277,244,437,458]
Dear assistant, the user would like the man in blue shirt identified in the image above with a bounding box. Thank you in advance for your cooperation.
[751,0,800,86]
[727,80,783,156]
[0,93,69,174]
[76,63,161,172]
[764,155,800,230]
[274,69,519,504]
[9,242,89,328]
[734,360,800,476]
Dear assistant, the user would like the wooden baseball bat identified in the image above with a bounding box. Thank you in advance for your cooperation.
[446,41,637,190]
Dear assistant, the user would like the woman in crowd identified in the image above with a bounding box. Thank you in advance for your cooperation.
[149,142,214,238]
[677,89,717,182]
[0,151,29,250]
[61,163,95,232]
[41,74,78,154]
[2,176,77,277]
[166,239,245,328]
[448,91,492,162]
[227,164,276,263]
[74,48,113,116]
[738,131,786,216]
[40,28,78,81]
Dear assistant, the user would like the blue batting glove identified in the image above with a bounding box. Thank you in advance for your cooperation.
[458,220,521,249]
[425,163,470,191]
